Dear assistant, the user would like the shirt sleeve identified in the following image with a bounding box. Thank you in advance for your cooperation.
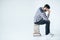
[47,13,50,18]
[40,12,48,20]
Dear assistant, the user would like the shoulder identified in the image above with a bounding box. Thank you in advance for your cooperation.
[39,7,42,10]
[39,7,44,13]
[36,7,43,14]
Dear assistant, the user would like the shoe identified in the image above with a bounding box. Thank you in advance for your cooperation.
[33,32,41,37]
[46,33,54,37]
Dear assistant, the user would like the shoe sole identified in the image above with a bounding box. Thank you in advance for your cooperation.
[33,34,41,37]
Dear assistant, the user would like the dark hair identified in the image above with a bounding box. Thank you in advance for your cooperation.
[44,4,50,9]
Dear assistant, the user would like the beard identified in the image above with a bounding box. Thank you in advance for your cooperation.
[44,10,47,12]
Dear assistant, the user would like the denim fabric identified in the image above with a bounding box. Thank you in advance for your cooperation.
[34,19,50,35]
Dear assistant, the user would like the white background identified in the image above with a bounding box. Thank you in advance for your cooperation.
[0,0,60,40]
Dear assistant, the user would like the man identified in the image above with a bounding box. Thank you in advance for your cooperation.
[33,4,53,36]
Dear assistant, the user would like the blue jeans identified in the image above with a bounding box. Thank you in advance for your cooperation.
[34,19,50,35]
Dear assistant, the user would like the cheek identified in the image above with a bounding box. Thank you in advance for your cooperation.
[46,9,47,11]
[46,9,49,11]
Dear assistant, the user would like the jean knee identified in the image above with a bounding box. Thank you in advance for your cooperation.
[48,20,50,24]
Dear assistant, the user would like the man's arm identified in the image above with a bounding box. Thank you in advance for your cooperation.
[47,13,50,18]
[47,10,50,18]
[40,10,51,20]
[40,12,48,20]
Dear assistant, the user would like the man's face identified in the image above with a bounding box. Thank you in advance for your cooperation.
[43,7,49,12]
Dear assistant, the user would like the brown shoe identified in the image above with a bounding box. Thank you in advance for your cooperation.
[33,32,41,37]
